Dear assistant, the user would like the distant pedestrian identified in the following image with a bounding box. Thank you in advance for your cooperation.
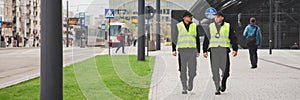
[115,29,126,53]
[0,36,4,48]
[36,36,40,47]
[127,34,132,46]
[133,36,137,47]
[80,33,86,48]
[7,37,12,48]
[172,11,201,94]
[203,11,238,95]
[243,17,262,69]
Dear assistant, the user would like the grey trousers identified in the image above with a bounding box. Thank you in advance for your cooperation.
[178,48,197,90]
[210,47,230,91]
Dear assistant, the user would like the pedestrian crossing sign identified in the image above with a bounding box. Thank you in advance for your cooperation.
[105,9,115,19]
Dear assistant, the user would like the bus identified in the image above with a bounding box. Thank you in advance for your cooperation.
[109,22,128,47]
[86,29,107,46]
[85,22,128,47]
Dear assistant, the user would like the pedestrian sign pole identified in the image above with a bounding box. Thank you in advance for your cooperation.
[0,16,2,48]
[105,9,114,55]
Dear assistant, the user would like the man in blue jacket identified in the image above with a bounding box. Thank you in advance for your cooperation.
[243,17,262,69]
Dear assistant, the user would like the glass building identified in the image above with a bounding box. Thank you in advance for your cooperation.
[191,0,300,49]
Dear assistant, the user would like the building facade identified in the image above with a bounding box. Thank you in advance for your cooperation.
[109,0,197,40]
[3,0,40,47]
[0,0,3,22]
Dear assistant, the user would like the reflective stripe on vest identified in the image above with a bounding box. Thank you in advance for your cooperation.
[177,22,197,48]
[209,22,231,48]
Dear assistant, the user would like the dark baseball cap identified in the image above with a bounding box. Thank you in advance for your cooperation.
[183,11,193,17]
[214,11,224,17]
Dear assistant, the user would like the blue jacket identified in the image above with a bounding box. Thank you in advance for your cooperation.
[243,23,262,45]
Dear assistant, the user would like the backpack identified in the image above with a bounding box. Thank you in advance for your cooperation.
[117,34,122,41]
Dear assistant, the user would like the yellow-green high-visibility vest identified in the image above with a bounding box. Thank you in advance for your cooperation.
[208,22,231,48]
[177,22,197,48]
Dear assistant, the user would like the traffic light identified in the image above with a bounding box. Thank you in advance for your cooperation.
[145,6,155,20]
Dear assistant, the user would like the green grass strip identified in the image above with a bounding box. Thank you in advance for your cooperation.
[0,55,155,100]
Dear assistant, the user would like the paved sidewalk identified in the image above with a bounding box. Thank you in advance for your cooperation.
[149,45,300,100]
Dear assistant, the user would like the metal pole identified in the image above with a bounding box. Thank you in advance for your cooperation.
[147,20,149,56]
[66,0,69,47]
[146,7,149,56]
[108,19,111,55]
[0,15,1,47]
[269,0,273,55]
[0,28,2,48]
[274,1,279,49]
[138,0,145,60]
[156,0,161,50]
[299,1,300,49]
[40,0,63,99]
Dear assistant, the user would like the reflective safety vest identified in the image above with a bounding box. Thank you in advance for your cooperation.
[177,22,197,48]
[208,22,231,48]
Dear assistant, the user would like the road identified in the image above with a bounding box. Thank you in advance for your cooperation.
[0,47,105,89]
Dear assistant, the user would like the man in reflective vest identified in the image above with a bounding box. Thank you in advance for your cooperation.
[203,11,238,95]
[172,11,201,94]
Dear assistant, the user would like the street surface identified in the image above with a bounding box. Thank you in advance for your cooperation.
[0,47,105,89]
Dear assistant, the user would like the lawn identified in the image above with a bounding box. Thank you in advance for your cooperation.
[0,55,155,100]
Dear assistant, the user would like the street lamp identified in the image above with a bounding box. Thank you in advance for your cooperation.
[66,0,69,47]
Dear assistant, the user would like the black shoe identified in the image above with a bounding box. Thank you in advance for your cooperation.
[219,86,226,92]
[188,82,193,91]
[251,65,257,69]
[188,86,193,91]
[215,91,221,95]
[182,90,188,94]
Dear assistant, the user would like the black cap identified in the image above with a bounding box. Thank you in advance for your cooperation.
[183,11,193,17]
[214,11,224,17]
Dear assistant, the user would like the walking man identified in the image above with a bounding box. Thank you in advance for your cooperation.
[115,29,126,53]
[243,17,262,69]
[172,11,201,94]
[203,11,238,95]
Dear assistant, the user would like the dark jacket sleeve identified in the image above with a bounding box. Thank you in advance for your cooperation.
[196,27,201,53]
[229,25,238,51]
[202,34,210,53]
[172,24,178,52]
